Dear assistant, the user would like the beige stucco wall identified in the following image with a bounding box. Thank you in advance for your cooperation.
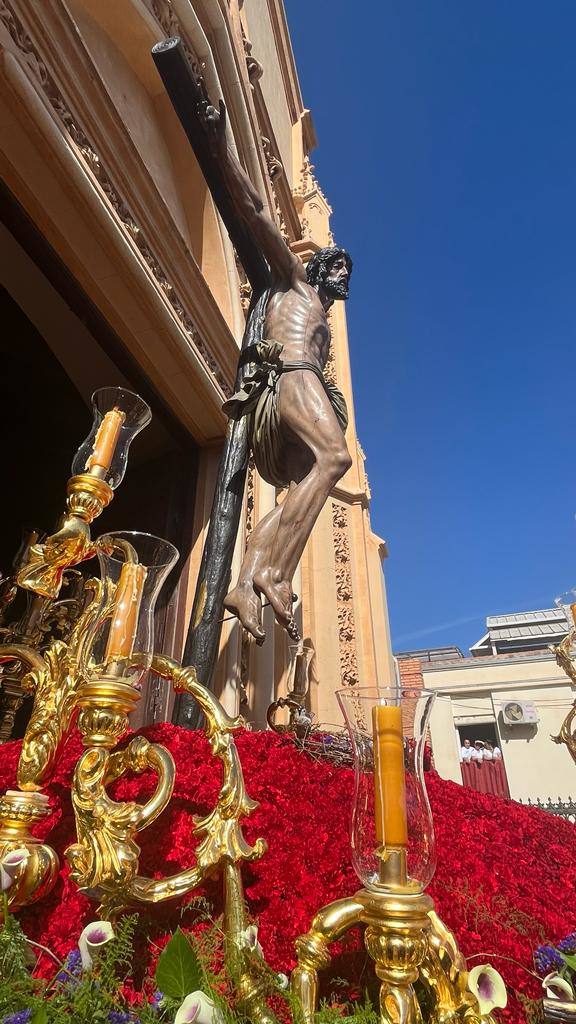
[242,0,293,185]
[0,0,396,732]
[424,654,576,801]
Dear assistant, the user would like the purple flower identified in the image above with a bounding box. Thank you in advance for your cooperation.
[2,1011,33,1024]
[558,932,576,955]
[150,992,164,1010]
[56,948,83,983]
[535,945,565,975]
[108,1013,132,1024]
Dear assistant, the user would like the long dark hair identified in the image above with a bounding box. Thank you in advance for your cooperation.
[306,246,353,288]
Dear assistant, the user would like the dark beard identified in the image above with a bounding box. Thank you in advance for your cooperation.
[324,277,349,299]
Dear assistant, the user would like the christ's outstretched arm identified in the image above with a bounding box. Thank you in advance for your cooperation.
[200,102,305,285]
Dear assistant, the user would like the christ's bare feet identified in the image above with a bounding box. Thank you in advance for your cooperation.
[253,568,300,640]
[224,583,265,644]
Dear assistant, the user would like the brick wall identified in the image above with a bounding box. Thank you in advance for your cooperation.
[398,658,425,740]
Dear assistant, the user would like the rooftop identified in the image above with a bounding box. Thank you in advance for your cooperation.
[470,607,569,656]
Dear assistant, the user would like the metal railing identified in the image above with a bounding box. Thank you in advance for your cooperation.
[518,795,576,823]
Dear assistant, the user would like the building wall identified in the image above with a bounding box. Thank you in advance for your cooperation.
[0,0,394,731]
[422,653,576,801]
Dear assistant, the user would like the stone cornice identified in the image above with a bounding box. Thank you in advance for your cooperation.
[0,0,240,400]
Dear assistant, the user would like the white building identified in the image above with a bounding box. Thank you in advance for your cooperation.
[398,608,576,803]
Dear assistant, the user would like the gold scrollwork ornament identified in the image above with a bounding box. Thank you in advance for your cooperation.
[292,891,498,1024]
[0,790,59,909]
[65,656,265,916]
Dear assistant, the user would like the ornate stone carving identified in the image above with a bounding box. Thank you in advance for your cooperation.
[238,458,256,706]
[295,155,318,197]
[234,252,252,316]
[323,311,337,387]
[293,156,334,245]
[242,32,263,85]
[331,502,359,688]
[261,136,283,181]
[0,0,231,396]
[245,458,256,540]
[150,0,203,76]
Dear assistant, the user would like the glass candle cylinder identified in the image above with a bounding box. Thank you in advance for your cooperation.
[91,532,178,688]
[71,387,152,489]
[287,640,315,698]
[337,686,436,893]
[555,590,576,629]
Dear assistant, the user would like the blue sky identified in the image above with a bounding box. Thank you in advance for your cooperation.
[285,1,576,655]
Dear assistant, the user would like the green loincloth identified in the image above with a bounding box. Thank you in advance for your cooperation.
[222,339,348,489]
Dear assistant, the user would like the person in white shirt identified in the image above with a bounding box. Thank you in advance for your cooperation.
[483,742,494,761]
[460,738,473,761]
[471,740,484,761]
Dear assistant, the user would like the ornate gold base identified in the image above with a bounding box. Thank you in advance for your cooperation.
[0,790,59,908]
[293,887,496,1024]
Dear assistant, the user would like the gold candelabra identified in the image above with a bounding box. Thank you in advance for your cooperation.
[290,688,501,1024]
[0,388,274,1024]
[0,395,505,1024]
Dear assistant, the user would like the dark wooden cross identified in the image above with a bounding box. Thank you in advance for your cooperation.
[152,38,271,725]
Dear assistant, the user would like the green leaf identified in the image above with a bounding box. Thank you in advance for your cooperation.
[560,952,576,972]
[154,928,203,1000]
[31,1006,48,1024]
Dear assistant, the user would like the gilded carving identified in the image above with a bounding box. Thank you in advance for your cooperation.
[16,578,114,791]
[331,502,359,687]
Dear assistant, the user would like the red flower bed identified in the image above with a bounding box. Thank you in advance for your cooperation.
[1,723,574,1022]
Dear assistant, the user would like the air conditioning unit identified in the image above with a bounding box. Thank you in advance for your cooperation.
[501,700,539,726]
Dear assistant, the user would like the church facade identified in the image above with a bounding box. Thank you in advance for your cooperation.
[0,0,394,731]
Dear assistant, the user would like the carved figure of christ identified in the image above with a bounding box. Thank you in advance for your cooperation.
[202,103,353,644]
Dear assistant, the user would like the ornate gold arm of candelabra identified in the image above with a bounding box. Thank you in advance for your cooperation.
[292,884,497,1024]
[0,644,61,909]
[0,578,113,908]
[16,578,112,790]
[16,474,112,600]
[145,661,274,1023]
[549,631,576,766]
[66,654,265,909]
[66,653,271,1021]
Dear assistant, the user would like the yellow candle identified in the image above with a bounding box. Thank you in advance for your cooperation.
[105,562,146,661]
[372,704,408,847]
[86,408,125,473]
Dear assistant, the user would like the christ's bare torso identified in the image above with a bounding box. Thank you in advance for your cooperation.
[264,279,331,369]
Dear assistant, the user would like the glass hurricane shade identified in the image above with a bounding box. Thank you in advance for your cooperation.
[91,531,178,687]
[336,686,436,892]
[71,387,152,489]
[555,589,576,628]
[287,640,314,697]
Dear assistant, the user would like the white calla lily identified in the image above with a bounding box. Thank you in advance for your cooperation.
[174,991,224,1024]
[78,920,115,970]
[238,924,263,957]
[468,964,508,1015]
[0,848,29,892]
[543,972,575,1001]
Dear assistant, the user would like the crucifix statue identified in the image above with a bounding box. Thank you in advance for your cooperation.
[152,40,352,716]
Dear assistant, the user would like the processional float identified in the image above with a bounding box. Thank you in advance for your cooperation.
[0,37,502,1024]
